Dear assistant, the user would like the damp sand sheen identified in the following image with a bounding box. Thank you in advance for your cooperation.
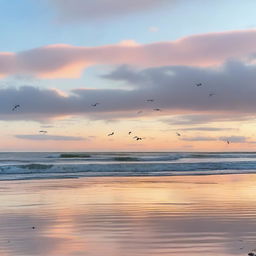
[0,174,256,256]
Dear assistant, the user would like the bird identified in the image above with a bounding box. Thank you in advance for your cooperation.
[91,103,100,107]
[134,137,143,141]
[133,136,144,141]
[227,140,230,144]
[209,93,216,97]
[196,83,202,87]
[176,132,181,136]
[39,130,47,134]
[108,132,114,136]
[137,110,143,114]
[12,104,20,111]
[153,108,161,111]
[146,99,154,102]
[128,131,132,135]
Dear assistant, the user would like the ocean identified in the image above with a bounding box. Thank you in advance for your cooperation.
[1,152,256,180]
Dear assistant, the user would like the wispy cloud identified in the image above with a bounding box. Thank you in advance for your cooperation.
[165,114,254,125]
[179,127,237,131]
[15,134,84,141]
[182,136,250,143]
[40,125,54,129]
[219,136,248,143]
[181,136,218,141]
[0,30,256,78]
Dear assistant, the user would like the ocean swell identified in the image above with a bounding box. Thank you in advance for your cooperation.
[0,160,256,180]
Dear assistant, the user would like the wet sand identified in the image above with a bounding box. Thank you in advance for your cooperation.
[0,174,256,256]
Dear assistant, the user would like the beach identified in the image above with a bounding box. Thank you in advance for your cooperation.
[0,174,256,256]
[1,1,255,255]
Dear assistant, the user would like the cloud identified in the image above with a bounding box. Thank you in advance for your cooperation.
[219,136,248,143]
[166,114,254,125]
[118,40,140,47]
[179,127,237,131]
[181,136,217,141]
[102,61,256,115]
[0,30,256,78]
[1,59,256,122]
[40,125,54,128]
[15,134,84,141]
[182,136,249,143]
[49,0,173,22]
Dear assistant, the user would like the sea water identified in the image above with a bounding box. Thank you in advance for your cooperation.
[0,152,256,180]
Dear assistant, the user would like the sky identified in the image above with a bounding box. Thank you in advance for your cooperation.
[1,0,256,151]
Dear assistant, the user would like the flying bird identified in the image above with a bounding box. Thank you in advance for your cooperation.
[133,136,144,141]
[176,132,181,136]
[39,130,47,134]
[196,83,202,87]
[153,108,161,111]
[137,110,143,114]
[248,250,256,256]
[209,93,216,97]
[146,99,154,102]
[108,132,114,136]
[134,137,144,141]
[91,103,100,107]
[12,104,20,111]
[128,131,132,135]
[227,140,230,144]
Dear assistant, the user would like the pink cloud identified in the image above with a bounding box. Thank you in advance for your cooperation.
[1,30,256,78]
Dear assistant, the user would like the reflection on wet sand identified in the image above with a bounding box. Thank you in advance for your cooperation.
[0,175,256,256]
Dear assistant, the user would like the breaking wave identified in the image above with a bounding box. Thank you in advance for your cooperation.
[0,159,256,180]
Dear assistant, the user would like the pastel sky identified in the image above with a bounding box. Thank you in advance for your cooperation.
[1,0,256,151]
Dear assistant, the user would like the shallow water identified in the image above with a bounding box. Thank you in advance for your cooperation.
[0,175,256,255]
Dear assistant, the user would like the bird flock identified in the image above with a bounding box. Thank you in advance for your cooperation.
[11,82,232,145]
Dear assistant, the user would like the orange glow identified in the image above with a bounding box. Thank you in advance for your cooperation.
[0,116,256,151]
[39,61,91,79]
